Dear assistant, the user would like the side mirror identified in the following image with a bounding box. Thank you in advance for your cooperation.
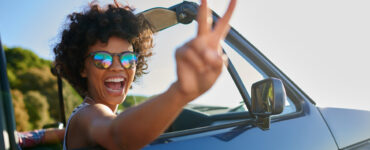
[251,77,286,130]
[137,8,178,33]
[137,2,198,33]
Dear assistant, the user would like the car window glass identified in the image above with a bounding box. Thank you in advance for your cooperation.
[120,21,296,133]
[222,42,296,115]
[122,22,245,116]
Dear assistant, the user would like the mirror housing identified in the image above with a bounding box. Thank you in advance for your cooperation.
[251,77,286,130]
[138,8,178,33]
[137,2,198,33]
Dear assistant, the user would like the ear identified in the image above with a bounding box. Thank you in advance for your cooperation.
[128,44,134,52]
[81,68,87,78]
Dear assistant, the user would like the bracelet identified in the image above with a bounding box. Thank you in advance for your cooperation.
[17,129,46,148]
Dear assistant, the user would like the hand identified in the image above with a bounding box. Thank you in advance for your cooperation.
[174,0,237,101]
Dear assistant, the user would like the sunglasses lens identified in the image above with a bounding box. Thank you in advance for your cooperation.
[93,52,112,69]
[121,53,137,69]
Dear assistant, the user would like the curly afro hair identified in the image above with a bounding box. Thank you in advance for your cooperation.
[53,3,153,97]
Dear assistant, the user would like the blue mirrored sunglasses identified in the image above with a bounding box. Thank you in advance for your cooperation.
[88,51,138,69]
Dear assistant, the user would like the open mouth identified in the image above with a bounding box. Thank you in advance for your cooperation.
[104,77,125,94]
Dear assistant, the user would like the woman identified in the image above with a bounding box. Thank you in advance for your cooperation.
[53,0,237,149]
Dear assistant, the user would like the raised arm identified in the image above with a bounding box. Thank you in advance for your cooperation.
[87,0,237,149]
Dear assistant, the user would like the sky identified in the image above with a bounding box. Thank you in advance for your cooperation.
[0,0,369,111]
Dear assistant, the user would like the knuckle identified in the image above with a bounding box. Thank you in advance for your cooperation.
[176,46,187,56]
[183,48,193,58]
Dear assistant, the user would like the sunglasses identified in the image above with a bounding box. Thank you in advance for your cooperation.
[87,51,138,69]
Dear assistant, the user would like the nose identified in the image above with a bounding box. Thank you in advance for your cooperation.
[109,55,124,71]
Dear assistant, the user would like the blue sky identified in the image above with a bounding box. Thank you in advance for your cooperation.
[0,0,89,58]
[1,0,369,110]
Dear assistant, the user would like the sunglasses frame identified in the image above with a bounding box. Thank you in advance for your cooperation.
[87,51,138,69]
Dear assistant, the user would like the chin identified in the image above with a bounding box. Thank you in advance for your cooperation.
[108,94,126,105]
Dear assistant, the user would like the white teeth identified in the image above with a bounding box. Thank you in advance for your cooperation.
[105,78,124,82]
[106,87,122,92]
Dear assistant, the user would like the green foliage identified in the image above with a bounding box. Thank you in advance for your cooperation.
[2,44,8,50]
[5,46,51,72]
[62,79,83,118]
[15,67,61,119]
[119,95,149,111]
[5,46,82,130]
[11,90,31,131]
[6,69,18,88]
[24,91,50,129]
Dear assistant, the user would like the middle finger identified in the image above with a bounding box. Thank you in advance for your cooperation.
[197,0,212,36]
[213,0,237,41]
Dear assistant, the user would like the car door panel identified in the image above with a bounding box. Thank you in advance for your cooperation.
[319,107,370,149]
[144,102,337,150]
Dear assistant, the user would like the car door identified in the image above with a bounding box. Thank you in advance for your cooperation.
[0,38,19,150]
[135,3,338,150]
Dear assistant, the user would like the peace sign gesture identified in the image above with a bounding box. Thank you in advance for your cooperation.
[174,0,237,102]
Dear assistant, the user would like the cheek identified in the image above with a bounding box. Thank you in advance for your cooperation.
[125,69,136,88]
[128,69,136,82]
[86,67,104,86]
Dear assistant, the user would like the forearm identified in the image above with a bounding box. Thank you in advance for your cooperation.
[17,129,45,148]
[43,128,65,144]
[17,128,64,148]
[111,82,190,149]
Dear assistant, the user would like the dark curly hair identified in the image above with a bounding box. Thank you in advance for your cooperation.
[53,3,153,97]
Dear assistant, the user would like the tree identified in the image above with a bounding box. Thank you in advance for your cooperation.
[16,67,60,120]
[11,90,31,131]
[6,69,18,88]
[119,95,148,111]
[62,79,83,118]
[5,46,82,128]
[4,46,51,72]
[24,91,51,129]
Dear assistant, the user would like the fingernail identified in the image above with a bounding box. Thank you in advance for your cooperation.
[222,54,229,66]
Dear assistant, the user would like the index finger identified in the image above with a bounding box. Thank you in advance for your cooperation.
[212,0,237,40]
[197,0,212,36]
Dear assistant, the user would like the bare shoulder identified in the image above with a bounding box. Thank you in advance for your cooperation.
[67,103,116,135]
[67,103,117,148]
[76,103,116,126]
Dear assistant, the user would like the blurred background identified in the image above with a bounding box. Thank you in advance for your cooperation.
[1,0,369,131]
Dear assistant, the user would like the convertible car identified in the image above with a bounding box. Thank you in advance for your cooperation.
[1,2,369,150]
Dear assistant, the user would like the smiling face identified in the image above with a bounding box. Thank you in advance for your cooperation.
[81,36,136,110]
